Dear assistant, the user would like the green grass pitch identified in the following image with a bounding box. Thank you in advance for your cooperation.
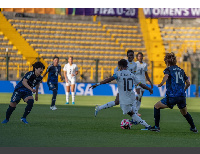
[0,93,200,147]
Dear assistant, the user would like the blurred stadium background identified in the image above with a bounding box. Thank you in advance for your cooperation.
[0,8,200,96]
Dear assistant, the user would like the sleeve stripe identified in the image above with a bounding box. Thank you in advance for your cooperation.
[136,82,141,86]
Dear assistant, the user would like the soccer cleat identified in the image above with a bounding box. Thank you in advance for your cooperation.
[50,106,57,110]
[21,117,28,124]
[94,105,99,117]
[150,126,160,132]
[190,127,198,133]
[141,126,151,131]
[1,119,9,124]
[65,102,69,105]
[72,102,75,105]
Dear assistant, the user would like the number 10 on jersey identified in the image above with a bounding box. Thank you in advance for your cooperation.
[123,78,133,91]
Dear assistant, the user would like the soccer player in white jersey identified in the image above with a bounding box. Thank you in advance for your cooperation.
[63,56,78,105]
[94,50,137,117]
[90,59,153,130]
[135,52,153,115]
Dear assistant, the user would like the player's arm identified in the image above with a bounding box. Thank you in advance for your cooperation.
[184,79,190,91]
[145,71,153,89]
[137,82,153,95]
[22,78,36,93]
[35,83,40,101]
[72,66,78,76]
[71,70,78,77]
[132,73,153,94]
[158,74,169,87]
[63,71,68,83]
[43,66,50,78]
[183,71,190,91]
[89,76,115,89]
[58,69,64,81]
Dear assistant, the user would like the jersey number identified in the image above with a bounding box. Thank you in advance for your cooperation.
[123,78,133,91]
[175,71,184,83]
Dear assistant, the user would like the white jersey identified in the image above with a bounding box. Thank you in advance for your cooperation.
[114,60,137,75]
[113,69,139,105]
[63,63,78,79]
[135,61,148,84]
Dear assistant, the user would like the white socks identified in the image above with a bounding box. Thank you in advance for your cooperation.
[66,92,69,102]
[99,101,115,111]
[72,92,75,102]
[66,92,75,102]
[132,113,150,127]
[136,100,141,111]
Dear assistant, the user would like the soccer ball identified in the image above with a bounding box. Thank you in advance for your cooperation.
[120,119,132,129]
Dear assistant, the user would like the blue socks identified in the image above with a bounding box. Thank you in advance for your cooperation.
[154,107,160,127]
[51,89,57,107]
[184,112,195,129]
[23,99,34,118]
[6,105,16,120]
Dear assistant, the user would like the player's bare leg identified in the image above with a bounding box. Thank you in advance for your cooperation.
[95,93,119,117]
[65,86,70,104]
[71,84,76,105]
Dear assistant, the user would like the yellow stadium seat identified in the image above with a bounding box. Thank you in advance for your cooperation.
[24,8,35,13]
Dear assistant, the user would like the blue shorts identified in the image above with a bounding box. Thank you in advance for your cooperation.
[10,89,33,104]
[161,96,186,109]
[47,82,58,91]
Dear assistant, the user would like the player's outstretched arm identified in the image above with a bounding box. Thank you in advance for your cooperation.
[139,83,153,95]
[184,79,190,91]
[145,72,153,89]
[22,78,36,93]
[158,74,169,87]
[89,76,115,89]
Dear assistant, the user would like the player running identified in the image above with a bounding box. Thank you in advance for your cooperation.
[150,52,198,133]
[1,62,45,124]
[90,59,153,130]
[135,52,153,116]
[43,56,63,111]
[94,50,137,117]
[63,56,78,105]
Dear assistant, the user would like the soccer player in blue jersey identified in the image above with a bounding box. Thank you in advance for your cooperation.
[150,53,198,133]
[43,56,63,110]
[1,62,45,124]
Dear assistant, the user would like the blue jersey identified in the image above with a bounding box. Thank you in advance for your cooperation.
[14,71,43,91]
[164,65,188,97]
[46,64,61,84]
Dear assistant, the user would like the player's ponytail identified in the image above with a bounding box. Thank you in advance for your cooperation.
[164,52,177,66]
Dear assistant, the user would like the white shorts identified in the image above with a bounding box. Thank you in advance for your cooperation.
[66,77,76,86]
[120,103,137,115]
